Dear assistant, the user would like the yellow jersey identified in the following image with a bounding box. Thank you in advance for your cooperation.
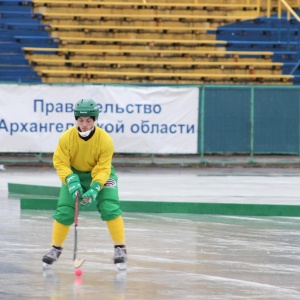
[53,126,114,187]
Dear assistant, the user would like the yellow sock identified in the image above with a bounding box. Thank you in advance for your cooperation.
[51,220,70,247]
[106,215,125,245]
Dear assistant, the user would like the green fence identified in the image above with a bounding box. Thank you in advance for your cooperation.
[1,84,300,166]
[198,85,300,165]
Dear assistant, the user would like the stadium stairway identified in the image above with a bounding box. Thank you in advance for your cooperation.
[211,11,300,85]
[0,0,58,83]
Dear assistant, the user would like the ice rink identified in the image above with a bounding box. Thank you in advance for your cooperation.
[1,166,300,299]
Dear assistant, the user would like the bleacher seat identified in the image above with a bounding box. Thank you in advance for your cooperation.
[0,53,28,64]
[0,2,32,12]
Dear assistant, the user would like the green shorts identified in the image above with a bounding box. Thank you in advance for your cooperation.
[53,165,122,225]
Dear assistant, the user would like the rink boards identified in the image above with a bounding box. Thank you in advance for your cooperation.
[8,183,300,216]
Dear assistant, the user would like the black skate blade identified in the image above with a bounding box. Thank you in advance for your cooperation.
[116,263,127,270]
[42,262,52,269]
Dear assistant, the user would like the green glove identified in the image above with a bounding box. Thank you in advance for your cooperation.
[66,174,83,201]
[81,182,101,206]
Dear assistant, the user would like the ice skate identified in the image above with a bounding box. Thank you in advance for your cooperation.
[42,246,62,268]
[114,246,127,270]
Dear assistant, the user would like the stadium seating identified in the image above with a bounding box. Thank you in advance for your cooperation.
[1,0,300,84]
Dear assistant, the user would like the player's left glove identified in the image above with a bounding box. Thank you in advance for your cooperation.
[81,182,101,206]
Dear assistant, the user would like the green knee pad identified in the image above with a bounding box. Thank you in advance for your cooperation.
[53,205,75,226]
[96,198,122,221]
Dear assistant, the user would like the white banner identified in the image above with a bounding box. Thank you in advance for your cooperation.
[0,85,199,153]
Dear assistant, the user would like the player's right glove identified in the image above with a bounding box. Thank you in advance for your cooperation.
[81,182,101,207]
[66,174,83,201]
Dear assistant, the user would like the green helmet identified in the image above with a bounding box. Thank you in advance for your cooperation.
[74,99,99,120]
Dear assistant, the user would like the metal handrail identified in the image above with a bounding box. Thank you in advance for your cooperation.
[266,0,300,74]
[277,0,300,21]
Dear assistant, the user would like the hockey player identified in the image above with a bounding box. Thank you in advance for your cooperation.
[42,99,127,269]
